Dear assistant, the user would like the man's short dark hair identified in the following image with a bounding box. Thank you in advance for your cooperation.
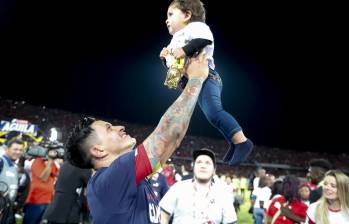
[6,138,24,148]
[65,117,96,169]
[309,158,332,171]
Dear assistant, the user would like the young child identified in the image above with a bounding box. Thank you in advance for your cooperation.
[160,0,253,165]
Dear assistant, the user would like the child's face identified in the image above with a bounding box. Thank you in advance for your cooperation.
[166,5,190,35]
[298,186,310,200]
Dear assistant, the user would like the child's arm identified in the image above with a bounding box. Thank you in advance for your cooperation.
[160,47,171,69]
[160,47,170,60]
[183,38,212,57]
[173,38,212,59]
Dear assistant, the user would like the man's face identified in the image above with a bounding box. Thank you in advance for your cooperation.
[308,166,322,184]
[91,120,136,156]
[5,142,25,161]
[193,155,215,183]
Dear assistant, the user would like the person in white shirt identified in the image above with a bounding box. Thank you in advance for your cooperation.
[253,168,266,190]
[305,170,349,224]
[160,148,237,224]
[252,175,273,224]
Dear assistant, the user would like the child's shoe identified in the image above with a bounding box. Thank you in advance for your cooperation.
[223,139,254,166]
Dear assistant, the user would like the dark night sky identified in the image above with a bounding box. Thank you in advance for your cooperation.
[0,1,347,153]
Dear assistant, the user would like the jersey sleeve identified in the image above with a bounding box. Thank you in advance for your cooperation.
[134,144,153,185]
[182,39,213,57]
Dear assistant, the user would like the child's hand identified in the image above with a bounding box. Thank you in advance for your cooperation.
[160,47,170,59]
[172,48,186,59]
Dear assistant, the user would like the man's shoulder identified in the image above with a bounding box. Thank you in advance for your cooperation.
[171,179,192,189]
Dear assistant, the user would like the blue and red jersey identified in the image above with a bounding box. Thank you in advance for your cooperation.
[87,144,160,224]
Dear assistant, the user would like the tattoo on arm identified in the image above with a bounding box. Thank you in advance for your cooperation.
[145,78,205,168]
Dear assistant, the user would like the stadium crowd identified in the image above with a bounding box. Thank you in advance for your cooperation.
[1,97,348,223]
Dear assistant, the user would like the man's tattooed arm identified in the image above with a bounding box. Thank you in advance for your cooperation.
[143,77,205,168]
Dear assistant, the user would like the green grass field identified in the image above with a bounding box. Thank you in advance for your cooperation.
[16,191,256,224]
[237,191,254,224]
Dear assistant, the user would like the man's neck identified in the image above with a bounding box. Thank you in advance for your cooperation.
[194,179,211,194]
[94,147,133,170]
[94,155,117,170]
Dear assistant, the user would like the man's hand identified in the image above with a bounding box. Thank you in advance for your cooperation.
[172,48,186,59]
[185,52,209,80]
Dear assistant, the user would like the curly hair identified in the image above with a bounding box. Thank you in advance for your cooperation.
[309,158,332,171]
[170,0,206,22]
[282,175,300,202]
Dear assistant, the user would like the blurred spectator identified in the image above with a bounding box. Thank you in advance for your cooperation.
[253,168,266,191]
[0,138,25,224]
[265,175,308,224]
[42,161,91,224]
[298,183,311,206]
[307,158,332,203]
[180,164,192,181]
[306,170,349,224]
[160,148,237,224]
[252,175,272,224]
[1,98,349,176]
[23,150,59,224]
[14,156,31,216]
[161,163,176,187]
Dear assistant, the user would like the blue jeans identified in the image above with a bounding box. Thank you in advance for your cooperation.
[180,69,241,142]
[253,207,265,224]
[23,204,48,224]
[198,69,241,143]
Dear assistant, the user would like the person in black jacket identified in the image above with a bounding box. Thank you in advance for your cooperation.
[307,158,332,203]
[42,161,91,224]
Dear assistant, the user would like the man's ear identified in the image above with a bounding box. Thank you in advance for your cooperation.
[90,145,106,159]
